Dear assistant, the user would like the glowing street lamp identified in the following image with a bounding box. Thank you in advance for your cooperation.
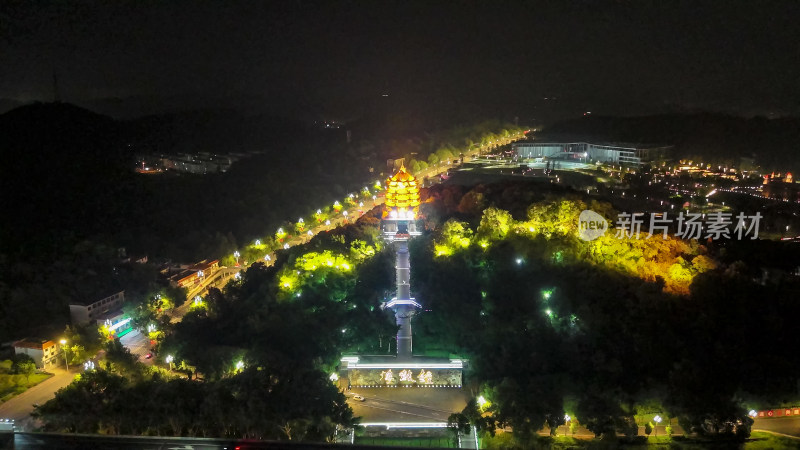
[477,395,488,407]
[166,355,174,370]
[235,360,244,372]
[542,289,552,300]
[545,309,553,317]
[653,415,662,437]
[748,410,757,418]
[233,251,240,265]
[564,414,571,436]
[255,239,261,246]
[83,360,95,371]
[59,339,69,371]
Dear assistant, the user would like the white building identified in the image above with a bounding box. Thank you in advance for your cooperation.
[13,338,59,369]
[514,142,671,165]
[69,291,125,326]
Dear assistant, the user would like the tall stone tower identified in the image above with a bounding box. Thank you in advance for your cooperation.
[381,165,422,360]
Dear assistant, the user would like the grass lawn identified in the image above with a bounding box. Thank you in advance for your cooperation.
[480,431,798,449]
[0,372,53,403]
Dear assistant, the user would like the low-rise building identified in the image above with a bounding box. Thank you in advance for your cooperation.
[169,259,219,289]
[96,309,133,339]
[13,338,59,369]
[514,141,672,166]
[69,291,126,326]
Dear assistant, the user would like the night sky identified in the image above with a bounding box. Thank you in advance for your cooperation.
[1,0,798,119]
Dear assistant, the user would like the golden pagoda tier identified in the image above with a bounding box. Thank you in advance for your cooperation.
[383,165,420,220]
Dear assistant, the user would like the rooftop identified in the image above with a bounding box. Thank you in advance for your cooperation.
[13,338,56,350]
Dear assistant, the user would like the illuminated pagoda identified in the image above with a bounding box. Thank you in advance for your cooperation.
[338,164,464,390]
[382,165,421,359]
[381,164,422,239]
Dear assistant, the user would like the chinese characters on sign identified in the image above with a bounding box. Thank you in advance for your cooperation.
[399,369,414,382]
[378,368,434,384]
[613,212,762,240]
[380,369,394,384]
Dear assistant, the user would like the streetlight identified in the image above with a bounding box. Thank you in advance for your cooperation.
[653,415,662,437]
[59,339,69,371]
[235,360,244,372]
[564,414,571,436]
[166,355,174,370]
[233,251,240,265]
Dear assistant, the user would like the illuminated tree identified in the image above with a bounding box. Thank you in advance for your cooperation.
[476,207,514,241]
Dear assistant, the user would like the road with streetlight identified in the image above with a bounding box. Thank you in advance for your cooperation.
[0,142,519,432]
[0,368,76,431]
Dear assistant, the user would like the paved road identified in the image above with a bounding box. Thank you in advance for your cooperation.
[11,432,354,450]
[347,388,467,423]
[0,368,77,431]
[120,330,154,365]
[753,416,800,438]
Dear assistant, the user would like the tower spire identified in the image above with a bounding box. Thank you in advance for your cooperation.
[381,166,422,359]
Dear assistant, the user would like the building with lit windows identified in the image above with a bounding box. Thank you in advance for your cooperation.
[169,259,220,289]
[69,291,125,326]
[514,141,671,165]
